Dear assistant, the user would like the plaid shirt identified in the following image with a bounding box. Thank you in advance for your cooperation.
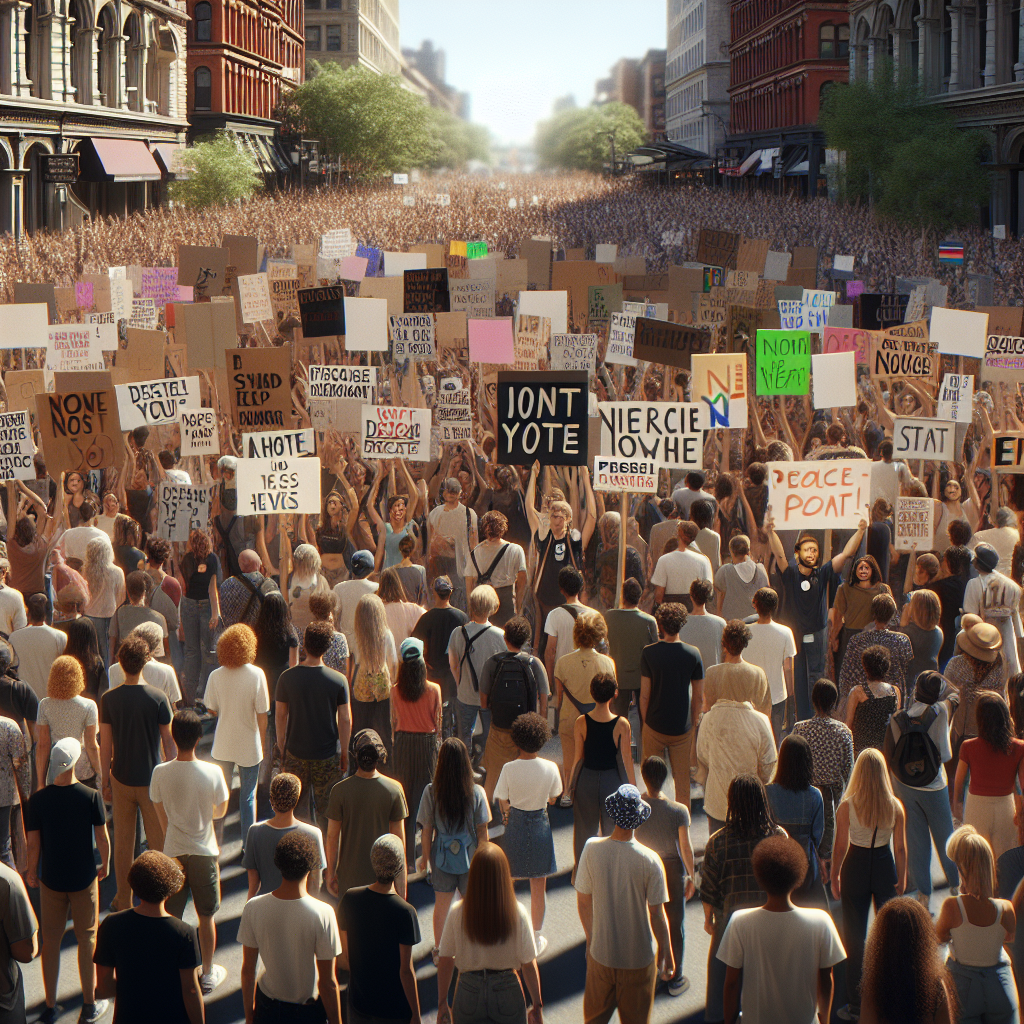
[219,572,273,628]
[699,824,787,921]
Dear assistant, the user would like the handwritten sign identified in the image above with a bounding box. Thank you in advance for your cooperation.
[436,381,472,443]
[46,326,103,372]
[229,348,292,430]
[756,330,811,395]
[551,333,598,373]
[179,409,219,456]
[242,428,315,459]
[115,376,201,429]
[993,434,1024,474]
[308,365,377,402]
[895,496,935,550]
[128,297,157,330]
[237,274,274,323]
[0,410,35,480]
[870,333,937,379]
[983,335,1024,381]
[691,353,748,428]
[37,389,127,479]
[606,311,637,366]
[593,456,658,493]
[598,402,703,469]
[450,279,495,319]
[496,371,588,466]
[696,228,740,269]
[389,314,436,363]
[141,268,179,307]
[822,325,870,365]
[937,374,974,423]
[156,483,211,542]
[514,315,550,371]
[236,456,321,514]
[361,406,431,460]
[631,318,711,369]
[767,460,873,529]
[893,416,956,461]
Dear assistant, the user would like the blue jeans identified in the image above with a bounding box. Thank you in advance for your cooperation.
[893,779,959,897]
[180,596,217,704]
[169,631,185,682]
[947,960,1020,1024]
[215,759,261,849]
[794,627,828,722]
[456,700,490,759]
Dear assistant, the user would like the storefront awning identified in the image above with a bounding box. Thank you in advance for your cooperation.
[78,138,162,182]
[755,147,780,174]
[786,161,810,175]
[150,142,187,177]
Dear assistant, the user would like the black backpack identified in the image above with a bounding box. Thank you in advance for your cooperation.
[487,652,535,729]
[885,707,942,788]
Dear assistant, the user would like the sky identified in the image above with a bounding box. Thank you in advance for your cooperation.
[399,0,665,147]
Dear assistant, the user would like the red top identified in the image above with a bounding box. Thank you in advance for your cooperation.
[960,737,1024,796]
[391,683,441,734]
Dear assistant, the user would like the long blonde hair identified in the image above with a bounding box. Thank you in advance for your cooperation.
[353,594,390,676]
[843,748,897,831]
[83,539,121,601]
[947,825,996,899]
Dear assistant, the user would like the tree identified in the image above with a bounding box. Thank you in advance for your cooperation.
[818,62,989,231]
[422,106,491,169]
[167,133,263,209]
[535,103,647,173]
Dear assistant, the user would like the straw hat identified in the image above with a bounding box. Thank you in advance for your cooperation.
[955,614,1003,663]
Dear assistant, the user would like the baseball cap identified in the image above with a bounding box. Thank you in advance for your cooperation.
[350,550,375,577]
[47,737,82,784]
[353,728,387,766]
[400,637,424,662]
[433,575,453,595]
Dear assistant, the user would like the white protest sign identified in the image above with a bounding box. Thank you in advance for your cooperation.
[242,428,315,459]
[343,297,388,351]
[128,297,157,329]
[389,314,436,362]
[0,303,48,349]
[517,291,568,335]
[834,255,855,273]
[393,173,409,185]
[179,409,219,456]
[45,325,104,371]
[893,416,957,461]
[595,244,618,263]
[621,301,647,316]
[0,410,36,480]
[606,312,638,367]
[109,277,129,324]
[115,376,201,429]
[86,312,120,351]
[767,460,873,530]
[156,483,211,542]
[236,456,321,514]
[308,365,378,402]
[361,406,431,461]
[450,279,495,318]
[383,251,427,277]
[930,306,988,358]
[320,228,353,259]
[895,496,936,551]
[551,334,598,373]
[435,381,472,443]
[593,457,658,493]
[598,402,703,468]
[236,274,274,323]
[811,351,857,409]
[937,373,974,423]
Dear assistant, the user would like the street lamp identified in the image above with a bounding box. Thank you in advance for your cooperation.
[596,127,619,174]
[700,102,729,155]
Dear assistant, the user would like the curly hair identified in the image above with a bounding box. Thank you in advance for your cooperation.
[722,619,752,655]
[303,620,334,659]
[274,829,321,882]
[216,624,258,669]
[510,712,550,753]
[269,772,301,812]
[128,851,184,904]
[976,692,1014,756]
[146,536,171,567]
[590,672,617,704]
[655,602,687,635]
[479,510,509,540]
[689,578,714,608]
[47,655,85,700]
[751,835,807,897]
[572,611,607,650]
[187,529,212,560]
[503,616,531,650]
[861,644,892,682]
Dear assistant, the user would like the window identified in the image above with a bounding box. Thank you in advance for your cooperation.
[194,66,211,109]
[305,25,320,48]
[837,24,849,59]
[327,24,340,48]
[305,0,320,9]
[820,22,835,59]
[194,1,211,41]
[326,0,340,8]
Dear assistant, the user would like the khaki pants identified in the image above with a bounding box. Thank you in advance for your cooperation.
[110,775,165,911]
[583,955,657,1024]
[481,726,519,802]
[39,879,98,1005]
[641,724,694,808]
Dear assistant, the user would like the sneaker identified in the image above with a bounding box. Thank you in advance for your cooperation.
[80,1001,111,1023]
[200,964,227,996]
[38,1007,63,1024]
[837,1006,860,1021]
[668,977,690,997]
[534,933,548,957]
[559,794,573,808]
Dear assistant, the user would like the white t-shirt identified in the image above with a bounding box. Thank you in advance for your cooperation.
[62,525,112,563]
[745,621,798,706]
[438,899,536,971]
[493,757,562,811]
[717,906,846,1024]
[544,605,582,665]
[10,625,67,697]
[427,503,478,577]
[0,587,26,637]
[149,758,229,858]
[651,548,713,597]
[238,893,342,1004]
[204,664,270,768]
[466,542,528,590]
[108,660,182,704]
[333,579,378,644]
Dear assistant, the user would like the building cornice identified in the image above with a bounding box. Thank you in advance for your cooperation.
[0,97,188,135]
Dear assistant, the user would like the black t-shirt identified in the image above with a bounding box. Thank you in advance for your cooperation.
[0,675,37,732]
[255,628,300,701]
[867,522,892,583]
[94,910,200,1024]
[341,886,421,1019]
[640,640,703,736]
[180,553,220,601]
[99,683,172,787]
[412,606,468,689]
[26,783,105,892]
[778,558,841,636]
[114,545,145,578]
[275,664,349,760]
[535,529,584,606]
[922,575,969,664]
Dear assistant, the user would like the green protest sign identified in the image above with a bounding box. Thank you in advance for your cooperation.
[756,329,811,395]
[467,241,488,260]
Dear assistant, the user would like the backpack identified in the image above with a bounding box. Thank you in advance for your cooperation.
[979,575,1016,623]
[433,824,475,876]
[487,652,535,729]
[237,573,280,624]
[885,707,942,788]
[471,544,510,586]
[458,624,489,692]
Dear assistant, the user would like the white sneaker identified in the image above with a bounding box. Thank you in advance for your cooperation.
[200,964,227,996]
[534,933,548,957]
[668,976,690,997]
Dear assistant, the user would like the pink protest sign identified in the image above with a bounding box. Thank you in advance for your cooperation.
[340,256,368,281]
[141,267,180,307]
[468,317,514,364]
[75,281,94,309]
[822,326,871,365]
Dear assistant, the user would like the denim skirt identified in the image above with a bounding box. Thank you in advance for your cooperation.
[503,806,556,879]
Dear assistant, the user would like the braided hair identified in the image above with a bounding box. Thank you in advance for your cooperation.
[725,774,777,839]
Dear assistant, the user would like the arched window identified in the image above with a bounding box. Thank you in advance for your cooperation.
[195,2,211,41]
[820,22,836,59]
[837,24,850,59]
[194,65,211,109]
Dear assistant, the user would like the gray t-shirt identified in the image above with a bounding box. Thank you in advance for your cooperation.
[635,797,691,865]
[714,561,771,621]
[679,613,725,671]
[242,820,327,894]
[416,782,491,837]
[447,623,507,707]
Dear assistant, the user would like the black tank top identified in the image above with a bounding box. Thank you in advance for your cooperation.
[583,715,620,771]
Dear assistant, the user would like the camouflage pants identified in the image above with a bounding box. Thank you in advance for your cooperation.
[281,751,342,833]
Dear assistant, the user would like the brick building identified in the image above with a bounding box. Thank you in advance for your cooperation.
[594,50,667,140]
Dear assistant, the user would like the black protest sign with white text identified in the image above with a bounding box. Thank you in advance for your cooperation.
[497,371,589,466]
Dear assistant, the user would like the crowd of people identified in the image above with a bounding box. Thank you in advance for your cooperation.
[0,171,1021,1024]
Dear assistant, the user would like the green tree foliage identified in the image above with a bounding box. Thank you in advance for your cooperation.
[167,133,263,209]
[422,106,491,169]
[818,62,989,231]
[535,103,647,173]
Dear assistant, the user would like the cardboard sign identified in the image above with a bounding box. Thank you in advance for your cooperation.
[178,302,236,371]
[357,277,403,319]
[937,374,974,423]
[343,297,388,351]
[691,353,748,428]
[389,314,436,363]
[361,406,431,461]
[177,245,228,300]
[811,352,857,409]
[222,234,260,277]
[551,334,598,373]
[631,318,711,369]
[297,286,344,338]
[115,376,201,429]
[4,370,46,415]
[308,365,377,402]
[606,312,637,367]
[519,238,552,290]
[822,325,871,365]
[404,269,450,314]
[268,261,299,321]
[756,330,811,395]
[141,268,179,307]
[993,434,1024,474]
[156,482,211,542]
[242,428,315,459]
[893,416,956,461]
[469,318,514,363]
[977,307,1024,338]
[229,348,292,430]
[46,326,103,372]
[598,402,703,468]
[237,274,274,324]
[14,283,56,323]
[514,315,550,371]
[518,291,568,336]
[0,303,48,349]
[870,333,937,379]
[895,496,936,550]
[930,306,988,358]
[236,456,321,514]
[696,229,740,270]
[593,456,658,492]
[450,279,495,319]
[37,389,127,478]
[768,460,873,529]
[179,408,219,456]
[737,238,770,274]
[496,371,589,466]
[983,335,1024,382]
[0,410,35,480]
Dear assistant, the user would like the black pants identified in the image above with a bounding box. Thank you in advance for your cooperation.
[840,843,897,1012]
[255,985,327,1022]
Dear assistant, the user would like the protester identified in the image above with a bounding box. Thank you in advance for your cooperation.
[35,655,100,791]
[846,644,901,757]
[715,534,769,621]
[10,594,67,699]
[466,509,527,627]
[679,578,725,670]
[603,577,657,725]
